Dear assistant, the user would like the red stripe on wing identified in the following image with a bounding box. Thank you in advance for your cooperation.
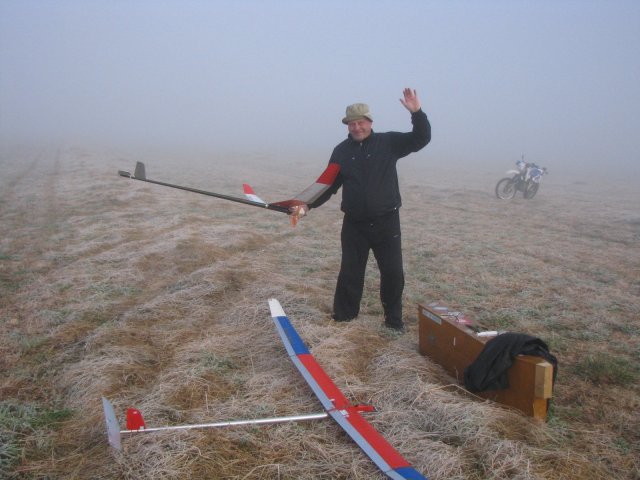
[298,353,350,409]
[298,352,409,469]
[345,408,411,469]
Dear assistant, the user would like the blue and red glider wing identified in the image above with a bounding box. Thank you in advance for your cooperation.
[268,299,427,480]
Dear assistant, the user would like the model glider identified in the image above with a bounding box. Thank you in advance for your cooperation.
[118,161,340,225]
[101,298,426,479]
[269,299,427,480]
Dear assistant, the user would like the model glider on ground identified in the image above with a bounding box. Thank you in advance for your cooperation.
[118,161,340,225]
[102,299,427,479]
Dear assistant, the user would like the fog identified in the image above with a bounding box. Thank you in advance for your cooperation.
[1,1,639,180]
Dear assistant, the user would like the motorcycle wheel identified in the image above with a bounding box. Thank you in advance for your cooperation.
[523,182,539,199]
[495,178,517,199]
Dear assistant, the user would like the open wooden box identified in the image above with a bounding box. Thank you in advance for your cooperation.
[418,302,554,420]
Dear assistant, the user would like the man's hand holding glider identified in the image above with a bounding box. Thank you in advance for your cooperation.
[289,203,308,226]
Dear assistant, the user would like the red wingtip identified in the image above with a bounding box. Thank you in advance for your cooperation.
[316,163,340,185]
[242,183,255,194]
[126,408,146,431]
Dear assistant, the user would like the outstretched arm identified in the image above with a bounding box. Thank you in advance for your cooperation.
[399,88,421,113]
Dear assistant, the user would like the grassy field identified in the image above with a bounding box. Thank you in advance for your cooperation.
[1,145,638,479]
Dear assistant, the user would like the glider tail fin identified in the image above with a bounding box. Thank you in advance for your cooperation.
[102,397,122,451]
[126,408,146,431]
[134,161,146,180]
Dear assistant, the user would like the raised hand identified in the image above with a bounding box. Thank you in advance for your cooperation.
[399,88,421,113]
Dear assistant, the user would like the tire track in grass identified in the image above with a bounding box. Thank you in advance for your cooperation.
[3,222,293,395]
[0,150,45,304]
[0,150,70,399]
[0,149,43,206]
[1,148,62,309]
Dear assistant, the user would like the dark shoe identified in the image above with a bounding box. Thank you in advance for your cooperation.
[332,314,354,323]
[384,322,405,333]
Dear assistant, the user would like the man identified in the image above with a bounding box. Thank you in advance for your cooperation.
[294,88,431,331]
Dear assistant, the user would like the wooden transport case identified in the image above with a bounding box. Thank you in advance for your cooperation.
[418,302,553,420]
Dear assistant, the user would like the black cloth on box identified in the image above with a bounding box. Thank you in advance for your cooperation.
[463,332,558,393]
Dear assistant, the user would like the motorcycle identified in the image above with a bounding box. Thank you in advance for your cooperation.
[495,160,548,199]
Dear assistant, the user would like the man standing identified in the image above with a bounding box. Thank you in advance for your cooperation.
[295,88,431,331]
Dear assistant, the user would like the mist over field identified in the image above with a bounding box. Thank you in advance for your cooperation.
[1,1,639,479]
[1,1,639,182]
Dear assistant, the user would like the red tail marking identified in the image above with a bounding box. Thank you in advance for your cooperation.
[126,408,146,431]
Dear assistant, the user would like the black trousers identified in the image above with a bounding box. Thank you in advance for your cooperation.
[332,210,405,327]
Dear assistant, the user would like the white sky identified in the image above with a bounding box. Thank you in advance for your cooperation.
[1,0,639,176]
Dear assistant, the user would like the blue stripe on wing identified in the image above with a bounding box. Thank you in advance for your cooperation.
[274,315,310,355]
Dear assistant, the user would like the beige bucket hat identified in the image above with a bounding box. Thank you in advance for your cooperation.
[342,103,373,124]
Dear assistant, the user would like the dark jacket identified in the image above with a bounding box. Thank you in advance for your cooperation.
[310,109,431,220]
[463,332,558,393]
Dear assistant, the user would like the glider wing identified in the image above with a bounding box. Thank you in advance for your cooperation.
[271,162,340,208]
[119,161,340,216]
[268,299,427,480]
[118,162,290,213]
